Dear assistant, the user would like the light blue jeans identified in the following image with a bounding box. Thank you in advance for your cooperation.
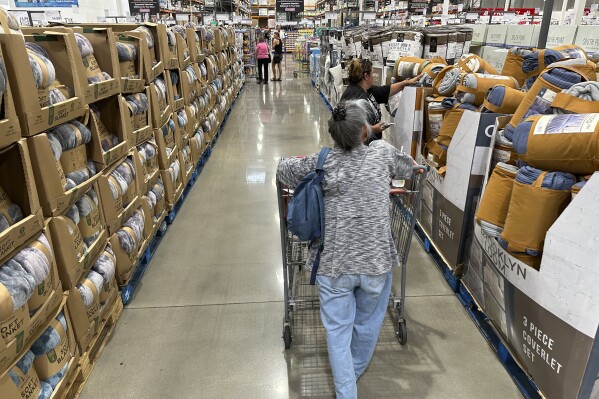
[316,272,392,399]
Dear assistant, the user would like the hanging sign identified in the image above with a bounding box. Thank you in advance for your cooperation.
[16,0,77,7]
[276,0,304,13]
[127,0,159,15]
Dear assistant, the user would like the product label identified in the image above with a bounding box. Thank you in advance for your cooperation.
[522,88,557,120]
[533,113,599,135]
[60,145,88,175]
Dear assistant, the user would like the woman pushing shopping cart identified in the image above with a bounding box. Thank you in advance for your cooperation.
[276,99,426,399]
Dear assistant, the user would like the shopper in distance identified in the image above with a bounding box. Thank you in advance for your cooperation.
[340,58,421,144]
[271,32,283,82]
[255,36,271,84]
[277,100,416,399]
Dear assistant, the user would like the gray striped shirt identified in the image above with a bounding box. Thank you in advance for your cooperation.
[277,140,413,278]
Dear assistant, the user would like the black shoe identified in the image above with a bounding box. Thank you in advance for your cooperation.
[264,81,268,85]
[257,79,262,84]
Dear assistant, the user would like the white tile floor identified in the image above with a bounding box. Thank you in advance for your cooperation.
[80,58,523,399]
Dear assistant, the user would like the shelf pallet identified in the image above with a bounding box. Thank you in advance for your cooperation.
[118,83,244,306]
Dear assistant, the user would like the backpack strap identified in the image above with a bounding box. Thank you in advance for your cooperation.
[310,147,330,285]
[315,147,331,171]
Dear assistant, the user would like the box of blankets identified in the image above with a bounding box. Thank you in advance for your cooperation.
[185,24,204,64]
[171,25,191,70]
[123,88,153,147]
[27,119,103,217]
[461,52,599,398]
[162,26,180,70]
[49,184,107,291]
[67,242,118,355]
[0,30,87,137]
[0,37,20,149]
[0,228,64,373]
[21,26,121,105]
[0,296,79,399]
[180,144,194,186]
[160,152,184,209]
[136,140,160,193]
[149,72,172,129]
[114,32,146,94]
[109,199,153,286]
[141,173,167,238]
[165,68,184,112]
[0,140,45,263]
[96,151,145,236]
[88,95,131,168]
[154,113,179,171]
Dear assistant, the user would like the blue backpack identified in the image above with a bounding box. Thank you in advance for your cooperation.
[287,147,330,284]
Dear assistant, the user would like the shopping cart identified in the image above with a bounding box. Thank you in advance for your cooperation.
[277,164,428,349]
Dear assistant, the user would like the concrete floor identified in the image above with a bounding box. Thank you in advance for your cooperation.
[80,60,523,399]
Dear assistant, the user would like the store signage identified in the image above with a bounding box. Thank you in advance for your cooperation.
[276,0,304,13]
[407,0,429,13]
[128,0,159,15]
[363,11,376,20]
[216,12,229,20]
[15,0,78,7]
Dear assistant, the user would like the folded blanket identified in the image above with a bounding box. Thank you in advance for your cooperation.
[137,141,158,168]
[199,63,207,80]
[394,57,431,81]
[513,113,599,174]
[74,33,93,58]
[167,159,181,185]
[0,60,6,102]
[0,186,24,234]
[171,25,186,40]
[90,105,120,151]
[457,73,519,106]
[504,59,591,140]
[74,33,112,84]
[48,120,94,189]
[191,128,204,150]
[26,42,67,105]
[522,49,566,89]
[134,26,154,49]
[482,85,526,114]
[0,6,21,33]
[457,53,498,74]
[76,188,101,247]
[125,93,149,116]
[117,42,136,62]
[108,158,136,203]
[177,110,188,130]
[8,350,53,399]
[552,81,599,114]
[77,270,103,307]
[117,207,145,254]
[477,162,519,238]
[31,313,71,390]
[92,246,116,284]
[571,180,587,199]
[499,166,575,256]
[153,77,167,107]
[434,66,461,96]
[201,27,214,43]
[166,29,177,51]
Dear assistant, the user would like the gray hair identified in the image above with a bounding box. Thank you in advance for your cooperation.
[328,99,370,151]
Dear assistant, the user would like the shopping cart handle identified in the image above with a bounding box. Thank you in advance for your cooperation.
[390,188,407,195]
[412,164,428,173]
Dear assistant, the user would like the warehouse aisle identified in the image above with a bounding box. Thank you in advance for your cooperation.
[80,60,522,399]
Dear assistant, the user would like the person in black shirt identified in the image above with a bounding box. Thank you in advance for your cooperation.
[340,58,421,143]
[271,32,283,81]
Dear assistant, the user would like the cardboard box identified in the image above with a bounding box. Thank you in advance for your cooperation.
[463,172,599,399]
[0,41,20,149]
[186,27,204,64]
[143,173,166,236]
[505,25,540,48]
[180,147,194,186]
[28,132,101,217]
[149,73,172,128]
[97,23,165,82]
[388,87,429,159]
[485,25,508,47]
[547,25,578,48]
[0,230,64,373]
[109,199,153,286]
[574,25,599,54]
[66,263,105,355]
[416,110,501,271]
[49,213,107,291]
[0,32,86,137]
[162,27,179,70]
[154,115,178,170]
[122,87,153,147]
[0,295,76,399]
[136,140,159,193]
[74,27,121,104]
[181,63,201,105]
[176,30,191,70]
[486,48,509,73]
[465,24,487,46]
[0,140,45,261]
[212,27,223,53]
[160,153,183,209]
[89,95,130,168]
[114,33,146,94]
[96,151,144,236]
